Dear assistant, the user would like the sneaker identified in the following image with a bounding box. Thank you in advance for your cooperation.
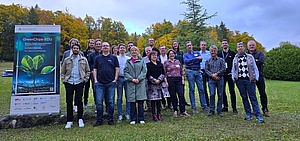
[263,111,270,117]
[117,116,123,123]
[94,109,97,113]
[108,120,115,125]
[93,121,103,127]
[207,111,214,116]
[130,121,136,124]
[78,119,84,127]
[222,107,228,112]
[83,104,88,109]
[203,107,210,112]
[173,111,178,117]
[74,105,78,112]
[125,115,130,121]
[140,121,145,124]
[218,112,224,117]
[65,122,73,128]
[157,114,162,121]
[244,115,252,120]
[181,111,191,117]
[256,115,265,123]
[162,105,166,110]
[192,108,199,114]
[168,105,173,110]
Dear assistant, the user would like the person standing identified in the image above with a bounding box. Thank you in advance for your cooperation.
[142,38,160,57]
[117,43,131,123]
[93,42,119,126]
[247,40,270,117]
[172,40,190,106]
[61,38,84,113]
[112,45,119,56]
[142,46,152,112]
[205,45,226,117]
[199,41,211,106]
[125,41,134,57]
[164,49,190,117]
[183,41,209,114]
[83,39,95,108]
[217,39,238,114]
[61,44,90,128]
[124,46,147,124]
[159,46,172,110]
[147,51,165,121]
[88,39,102,105]
[232,42,264,123]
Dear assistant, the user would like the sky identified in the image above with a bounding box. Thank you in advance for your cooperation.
[2,0,300,50]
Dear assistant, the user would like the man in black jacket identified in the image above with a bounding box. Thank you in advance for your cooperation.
[217,39,238,114]
[247,40,270,117]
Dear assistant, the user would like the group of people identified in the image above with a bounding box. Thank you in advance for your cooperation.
[60,37,270,128]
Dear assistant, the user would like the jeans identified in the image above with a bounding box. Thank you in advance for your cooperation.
[185,69,207,109]
[222,74,237,110]
[94,81,116,122]
[167,77,185,113]
[256,75,268,112]
[64,82,84,122]
[208,77,224,113]
[130,101,144,122]
[117,77,130,116]
[235,79,261,117]
[201,69,210,106]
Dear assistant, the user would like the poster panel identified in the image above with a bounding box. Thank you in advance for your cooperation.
[10,25,61,115]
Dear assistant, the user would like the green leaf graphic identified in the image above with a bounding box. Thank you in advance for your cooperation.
[21,55,33,71]
[41,66,55,74]
[33,55,44,70]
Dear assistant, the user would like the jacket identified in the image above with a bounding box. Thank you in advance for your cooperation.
[124,56,147,102]
[61,54,90,83]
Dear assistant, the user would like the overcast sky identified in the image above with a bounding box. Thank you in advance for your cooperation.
[2,0,300,50]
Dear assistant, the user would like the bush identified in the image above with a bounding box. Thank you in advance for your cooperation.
[265,43,300,81]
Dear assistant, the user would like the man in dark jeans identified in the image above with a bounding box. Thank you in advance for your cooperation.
[217,39,238,114]
[247,40,270,117]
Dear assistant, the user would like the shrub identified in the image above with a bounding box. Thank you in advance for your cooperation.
[264,43,300,81]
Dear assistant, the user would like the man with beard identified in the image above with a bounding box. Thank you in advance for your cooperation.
[61,44,90,128]
[217,39,238,114]
[142,38,160,57]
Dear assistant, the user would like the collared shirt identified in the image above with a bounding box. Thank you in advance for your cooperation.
[117,54,130,76]
[205,57,226,77]
[183,51,202,69]
[164,59,183,77]
[200,50,211,69]
[94,54,119,84]
[67,55,82,85]
[160,54,168,65]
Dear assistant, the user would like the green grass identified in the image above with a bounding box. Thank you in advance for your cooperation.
[0,62,300,140]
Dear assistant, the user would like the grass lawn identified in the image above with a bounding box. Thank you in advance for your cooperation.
[0,62,299,140]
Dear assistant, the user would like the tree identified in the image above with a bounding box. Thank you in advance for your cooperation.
[178,0,217,48]
[265,43,300,81]
[26,6,39,25]
[83,14,96,38]
[216,21,228,42]
[0,20,16,61]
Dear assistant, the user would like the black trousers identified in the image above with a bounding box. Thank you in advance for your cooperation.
[201,70,209,106]
[167,77,186,113]
[222,74,237,110]
[256,75,269,112]
[65,82,84,122]
[83,74,92,105]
